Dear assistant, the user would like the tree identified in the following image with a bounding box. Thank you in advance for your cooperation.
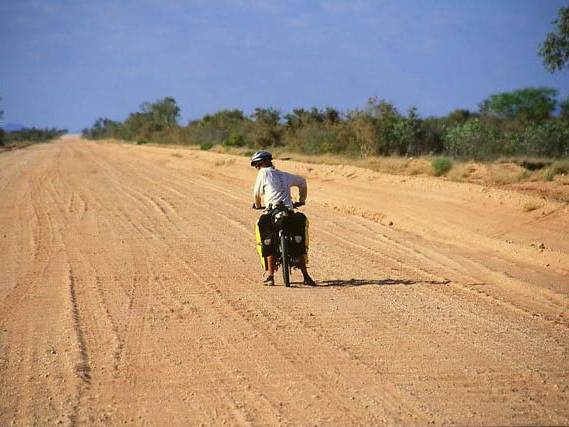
[252,108,280,127]
[251,108,281,147]
[364,98,402,155]
[539,7,569,72]
[421,117,445,154]
[285,108,308,129]
[199,109,246,129]
[560,96,569,121]
[140,97,180,128]
[323,107,341,125]
[445,109,472,127]
[479,87,558,123]
[284,108,325,130]
[4,127,67,144]
[82,117,122,139]
[443,119,500,159]
[348,114,376,157]
[393,106,423,155]
[366,96,399,119]
[123,112,158,140]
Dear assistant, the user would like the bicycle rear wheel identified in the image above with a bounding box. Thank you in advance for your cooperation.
[280,232,290,287]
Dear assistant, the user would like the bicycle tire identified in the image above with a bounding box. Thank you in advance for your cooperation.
[280,232,291,287]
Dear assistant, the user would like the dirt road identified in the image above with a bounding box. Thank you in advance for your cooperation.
[1,136,568,425]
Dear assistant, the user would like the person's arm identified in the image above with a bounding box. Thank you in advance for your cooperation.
[252,170,264,208]
[288,173,307,205]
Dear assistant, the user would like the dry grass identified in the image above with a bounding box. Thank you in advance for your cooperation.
[273,151,569,196]
[210,145,251,156]
[543,160,569,182]
[361,156,415,174]
[487,163,528,185]
[214,158,236,167]
[522,201,541,212]
[447,161,477,181]
[276,151,435,177]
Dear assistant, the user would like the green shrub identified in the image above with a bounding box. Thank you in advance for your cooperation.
[443,119,500,159]
[4,127,68,143]
[81,93,569,160]
[432,157,453,176]
[521,122,569,158]
[223,132,246,147]
[288,125,340,155]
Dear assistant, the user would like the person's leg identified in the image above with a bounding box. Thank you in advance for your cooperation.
[299,258,316,286]
[263,255,275,285]
[267,255,275,276]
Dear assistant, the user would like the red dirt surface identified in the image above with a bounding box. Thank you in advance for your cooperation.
[1,137,568,425]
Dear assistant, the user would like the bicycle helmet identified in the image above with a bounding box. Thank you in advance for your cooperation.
[250,150,273,166]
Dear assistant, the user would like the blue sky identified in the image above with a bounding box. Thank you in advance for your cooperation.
[1,0,568,131]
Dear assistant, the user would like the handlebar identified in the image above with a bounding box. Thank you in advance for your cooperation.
[251,202,304,210]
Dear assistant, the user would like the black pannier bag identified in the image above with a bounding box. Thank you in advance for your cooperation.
[255,212,275,258]
[284,212,309,258]
[255,211,310,270]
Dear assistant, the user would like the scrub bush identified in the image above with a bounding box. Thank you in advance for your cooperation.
[432,157,453,176]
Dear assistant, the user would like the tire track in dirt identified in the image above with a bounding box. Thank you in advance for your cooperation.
[309,202,569,330]
[56,144,257,423]
[66,266,92,425]
[183,176,568,344]
[0,162,59,325]
[102,147,569,325]
[126,141,564,424]
[0,146,89,424]
[154,252,378,425]
[162,195,560,424]
[84,140,569,368]
[78,145,422,423]
[79,148,328,420]
[2,139,568,425]
[115,180,433,422]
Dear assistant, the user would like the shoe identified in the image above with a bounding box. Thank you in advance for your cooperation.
[303,276,317,286]
[263,275,275,286]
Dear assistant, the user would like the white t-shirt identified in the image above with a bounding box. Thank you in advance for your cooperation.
[253,167,307,208]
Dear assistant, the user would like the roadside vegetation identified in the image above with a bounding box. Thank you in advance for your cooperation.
[1,98,67,149]
[0,127,68,150]
[82,7,569,192]
[82,90,569,182]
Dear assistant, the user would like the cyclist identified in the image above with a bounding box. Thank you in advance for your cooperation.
[251,150,316,286]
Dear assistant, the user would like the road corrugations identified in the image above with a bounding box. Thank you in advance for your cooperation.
[0,137,568,425]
